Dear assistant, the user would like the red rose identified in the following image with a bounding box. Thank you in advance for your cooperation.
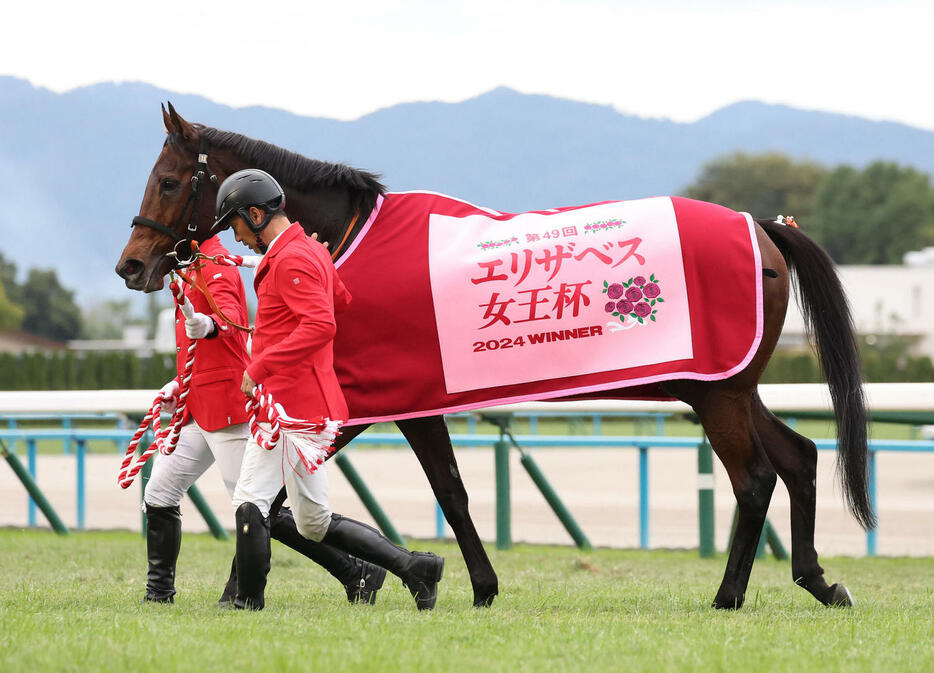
[616,300,634,314]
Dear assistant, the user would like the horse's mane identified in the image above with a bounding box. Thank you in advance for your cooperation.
[167,126,387,197]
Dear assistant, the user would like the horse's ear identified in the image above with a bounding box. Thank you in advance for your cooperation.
[166,101,197,142]
[162,103,174,134]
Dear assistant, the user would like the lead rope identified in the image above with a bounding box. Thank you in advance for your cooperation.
[245,384,340,475]
[117,275,196,489]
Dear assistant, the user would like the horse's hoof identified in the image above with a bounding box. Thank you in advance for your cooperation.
[826,583,855,608]
[473,591,497,608]
[711,595,744,610]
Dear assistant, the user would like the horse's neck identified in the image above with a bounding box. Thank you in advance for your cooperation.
[283,187,353,240]
[211,150,376,255]
[282,185,377,259]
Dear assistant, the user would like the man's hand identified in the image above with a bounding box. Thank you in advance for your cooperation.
[241,371,256,397]
[159,380,180,415]
[181,298,217,339]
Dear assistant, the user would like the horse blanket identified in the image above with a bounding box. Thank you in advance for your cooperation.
[333,192,763,424]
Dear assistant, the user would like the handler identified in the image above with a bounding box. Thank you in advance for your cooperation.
[142,234,386,606]
[214,168,444,611]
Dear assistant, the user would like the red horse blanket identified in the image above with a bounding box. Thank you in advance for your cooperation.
[334,192,763,424]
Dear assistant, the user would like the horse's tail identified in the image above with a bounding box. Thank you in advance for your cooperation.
[758,218,876,531]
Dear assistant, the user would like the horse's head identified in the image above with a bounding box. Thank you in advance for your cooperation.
[116,103,225,292]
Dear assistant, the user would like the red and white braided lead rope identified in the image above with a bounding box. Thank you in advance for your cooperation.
[202,252,250,268]
[246,384,341,475]
[117,277,196,489]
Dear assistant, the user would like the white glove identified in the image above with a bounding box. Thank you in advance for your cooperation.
[159,380,179,415]
[181,298,217,339]
[239,255,263,269]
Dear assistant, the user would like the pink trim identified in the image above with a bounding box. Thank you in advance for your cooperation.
[346,211,765,426]
[335,194,384,269]
[389,189,503,216]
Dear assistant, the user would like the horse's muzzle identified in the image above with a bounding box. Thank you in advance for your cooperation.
[116,257,165,292]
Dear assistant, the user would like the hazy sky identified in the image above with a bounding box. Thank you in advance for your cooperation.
[2,0,931,129]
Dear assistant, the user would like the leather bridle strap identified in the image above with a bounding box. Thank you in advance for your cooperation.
[130,216,182,242]
[130,137,217,268]
[330,210,360,261]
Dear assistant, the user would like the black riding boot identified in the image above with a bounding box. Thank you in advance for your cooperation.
[233,502,271,611]
[143,504,181,603]
[218,507,387,605]
[322,514,444,611]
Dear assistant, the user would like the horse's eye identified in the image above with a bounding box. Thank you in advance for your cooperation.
[160,178,180,191]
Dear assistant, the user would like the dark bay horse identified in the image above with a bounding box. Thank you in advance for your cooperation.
[116,103,874,610]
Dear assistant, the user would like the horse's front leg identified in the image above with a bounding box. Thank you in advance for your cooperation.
[396,415,499,607]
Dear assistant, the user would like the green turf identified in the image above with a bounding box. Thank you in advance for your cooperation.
[1,530,932,672]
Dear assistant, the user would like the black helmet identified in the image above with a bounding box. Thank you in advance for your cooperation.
[212,168,286,234]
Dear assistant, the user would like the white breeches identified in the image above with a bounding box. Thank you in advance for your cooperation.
[232,429,332,542]
[143,420,249,509]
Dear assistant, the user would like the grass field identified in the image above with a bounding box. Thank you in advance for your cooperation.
[1,530,932,672]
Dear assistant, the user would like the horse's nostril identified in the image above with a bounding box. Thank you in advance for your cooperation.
[118,258,145,279]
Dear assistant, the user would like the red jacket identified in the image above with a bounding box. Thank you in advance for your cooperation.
[246,222,351,422]
[174,236,250,431]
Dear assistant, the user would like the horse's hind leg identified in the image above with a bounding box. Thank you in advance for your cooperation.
[396,416,499,607]
[686,388,777,609]
[751,394,854,607]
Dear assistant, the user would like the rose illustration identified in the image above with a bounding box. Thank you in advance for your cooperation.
[616,299,633,314]
[643,282,661,299]
[607,283,624,299]
[604,301,616,313]
[634,302,652,318]
[625,286,643,302]
[633,276,647,286]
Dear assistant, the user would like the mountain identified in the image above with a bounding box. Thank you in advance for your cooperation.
[2,76,934,303]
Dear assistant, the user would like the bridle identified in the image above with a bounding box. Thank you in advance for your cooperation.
[131,137,217,268]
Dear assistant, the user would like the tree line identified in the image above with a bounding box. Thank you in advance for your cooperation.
[0,254,82,340]
[684,154,934,264]
[0,253,164,342]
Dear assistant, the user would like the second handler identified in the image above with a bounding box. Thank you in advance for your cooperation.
[214,168,444,611]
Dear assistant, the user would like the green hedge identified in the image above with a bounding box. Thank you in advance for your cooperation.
[0,351,176,390]
[1,346,933,390]
[760,349,934,383]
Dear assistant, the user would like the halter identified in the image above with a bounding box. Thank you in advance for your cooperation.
[131,137,218,268]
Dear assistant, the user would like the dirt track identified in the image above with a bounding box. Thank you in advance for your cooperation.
[1,446,931,556]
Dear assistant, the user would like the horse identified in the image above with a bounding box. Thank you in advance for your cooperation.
[116,102,874,610]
